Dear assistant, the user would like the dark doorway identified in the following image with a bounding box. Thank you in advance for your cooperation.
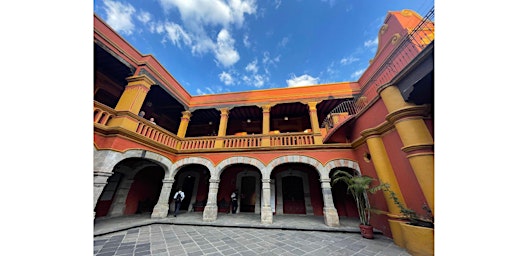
[240,176,256,212]
[181,175,196,211]
[282,176,306,214]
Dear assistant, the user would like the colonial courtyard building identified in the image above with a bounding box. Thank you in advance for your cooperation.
[94,8,434,249]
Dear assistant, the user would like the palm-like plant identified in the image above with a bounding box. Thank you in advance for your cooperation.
[331,170,377,226]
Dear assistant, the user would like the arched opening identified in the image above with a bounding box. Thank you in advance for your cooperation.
[282,176,306,214]
[330,167,359,218]
[170,164,210,214]
[218,163,261,214]
[125,166,164,215]
[271,162,323,215]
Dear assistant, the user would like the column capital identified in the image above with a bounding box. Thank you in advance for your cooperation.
[307,101,319,111]
[181,110,193,119]
[216,107,231,115]
[209,178,220,183]
[125,74,155,88]
[259,104,273,112]
[261,178,272,183]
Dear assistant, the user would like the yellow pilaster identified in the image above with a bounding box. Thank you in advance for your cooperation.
[108,75,154,132]
[176,111,192,138]
[380,85,434,214]
[214,108,229,148]
[307,102,323,144]
[363,132,406,215]
[114,75,154,113]
[261,105,271,147]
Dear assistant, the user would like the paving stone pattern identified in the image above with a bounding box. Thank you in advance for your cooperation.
[94,224,410,256]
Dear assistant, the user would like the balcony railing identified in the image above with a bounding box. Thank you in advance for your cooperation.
[94,101,325,151]
[321,7,434,131]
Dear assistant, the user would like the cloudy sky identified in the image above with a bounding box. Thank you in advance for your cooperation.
[94,0,433,95]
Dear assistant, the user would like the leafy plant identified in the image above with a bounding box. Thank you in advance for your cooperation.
[371,183,434,228]
[331,170,385,226]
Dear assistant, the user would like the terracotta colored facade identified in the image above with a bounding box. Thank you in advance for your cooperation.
[93,8,434,245]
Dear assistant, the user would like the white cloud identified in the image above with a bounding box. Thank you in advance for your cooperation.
[103,0,136,35]
[214,29,240,67]
[262,51,280,67]
[274,0,282,9]
[158,0,256,31]
[364,36,378,50]
[243,34,251,48]
[278,37,289,47]
[340,56,359,65]
[137,11,151,24]
[245,59,258,73]
[219,71,234,85]
[164,22,193,48]
[351,69,365,79]
[286,74,319,87]
[156,0,255,66]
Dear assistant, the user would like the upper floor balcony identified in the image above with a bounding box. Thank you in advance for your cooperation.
[94,100,352,152]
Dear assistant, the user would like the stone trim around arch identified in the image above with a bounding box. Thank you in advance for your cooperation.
[214,156,266,180]
[170,157,215,181]
[94,148,173,176]
[324,159,361,178]
[265,155,324,179]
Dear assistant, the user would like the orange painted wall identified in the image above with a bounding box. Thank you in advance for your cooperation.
[124,167,164,215]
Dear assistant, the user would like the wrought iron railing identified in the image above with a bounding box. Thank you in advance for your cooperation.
[321,7,434,131]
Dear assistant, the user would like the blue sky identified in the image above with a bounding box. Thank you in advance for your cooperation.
[94,0,434,96]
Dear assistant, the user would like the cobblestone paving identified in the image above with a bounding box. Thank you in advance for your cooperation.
[94,224,410,256]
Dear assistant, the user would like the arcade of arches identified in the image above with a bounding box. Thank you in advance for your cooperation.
[94,150,361,227]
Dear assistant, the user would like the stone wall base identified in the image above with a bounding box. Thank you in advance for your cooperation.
[323,207,340,227]
[261,206,273,224]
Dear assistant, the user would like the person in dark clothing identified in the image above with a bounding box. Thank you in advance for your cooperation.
[173,189,185,217]
[231,189,238,214]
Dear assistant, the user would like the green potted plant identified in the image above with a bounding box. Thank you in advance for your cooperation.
[332,170,385,239]
[370,183,434,255]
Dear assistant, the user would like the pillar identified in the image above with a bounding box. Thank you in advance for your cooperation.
[261,105,271,147]
[380,85,434,214]
[108,75,155,131]
[176,111,192,138]
[320,178,340,227]
[203,179,219,222]
[261,178,273,224]
[108,178,135,217]
[307,102,323,144]
[214,108,229,148]
[93,171,112,210]
[361,131,406,216]
[151,179,174,218]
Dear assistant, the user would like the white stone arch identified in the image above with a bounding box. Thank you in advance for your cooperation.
[266,155,324,216]
[324,159,361,179]
[266,155,324,179]
[94,148,172,211]
[214,156,266,179]
[170,157,215,181]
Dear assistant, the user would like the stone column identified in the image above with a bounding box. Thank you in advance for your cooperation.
[93,171,112,210]
[109,75,154,132]
[320,178,340,227]
[307,102,323,144]
[108,178,135,217]
[360,130,405,216]
[176,111,192,138]
[214,108,229,148]
[261,105,271,147]
[203,179,219,222]
[379,85,434,214]
[151,179,174,218]
[261,178,273,224]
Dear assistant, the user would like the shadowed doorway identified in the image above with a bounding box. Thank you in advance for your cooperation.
[282,176,306,214]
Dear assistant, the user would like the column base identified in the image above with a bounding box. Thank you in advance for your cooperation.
[261,206,273,224]
[202,205,218,222]
[151,204,170,218]
[323,207,340,227]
